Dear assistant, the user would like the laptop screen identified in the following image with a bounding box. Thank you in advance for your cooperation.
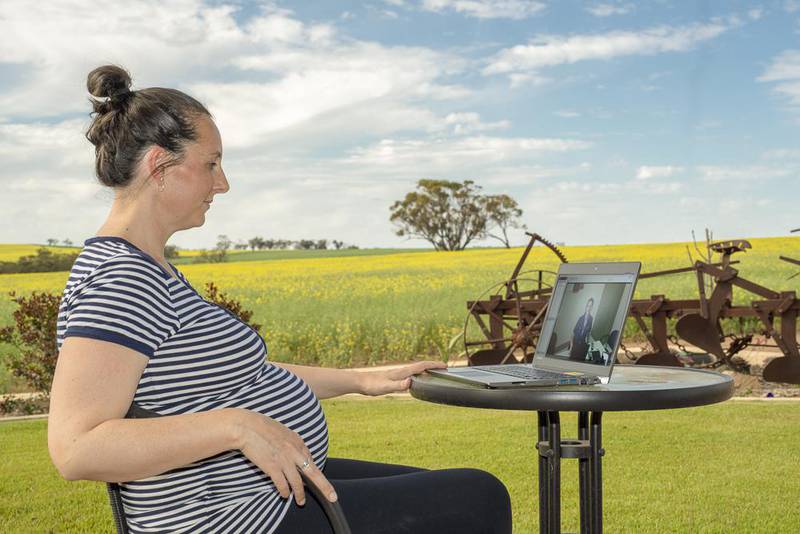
[533,264,639,376]
[544,281,629,366]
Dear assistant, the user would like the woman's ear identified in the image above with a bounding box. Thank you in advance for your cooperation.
[143,145,171,182]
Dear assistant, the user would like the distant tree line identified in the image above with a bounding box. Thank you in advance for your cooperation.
[188,235,359,264]
[2,233,357,273]
[240,237,357,251]
[45,238,73,247]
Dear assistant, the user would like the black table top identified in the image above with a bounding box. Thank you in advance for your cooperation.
[410,365,734,412]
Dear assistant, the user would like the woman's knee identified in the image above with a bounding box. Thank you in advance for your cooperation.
[460,468,510,503]
[449,468,512,530]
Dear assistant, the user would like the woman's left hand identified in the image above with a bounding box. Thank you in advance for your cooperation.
[359,360,448,396]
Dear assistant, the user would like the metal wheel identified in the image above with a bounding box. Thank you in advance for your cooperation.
[463,270,558,366]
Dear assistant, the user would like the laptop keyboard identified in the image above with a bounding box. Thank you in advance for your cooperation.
[480,365,569,380]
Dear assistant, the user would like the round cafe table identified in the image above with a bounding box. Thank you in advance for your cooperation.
[409,364,734,534]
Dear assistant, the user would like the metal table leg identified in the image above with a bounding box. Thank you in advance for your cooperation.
[536,411,605,534]
[548,411,561,533]
[537,411,550,534]
[578,412,590,534]
[590,412,604,533]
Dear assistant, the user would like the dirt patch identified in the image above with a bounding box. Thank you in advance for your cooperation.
[724,349,800,397]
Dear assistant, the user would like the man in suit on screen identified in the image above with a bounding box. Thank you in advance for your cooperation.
[569,297,594,361]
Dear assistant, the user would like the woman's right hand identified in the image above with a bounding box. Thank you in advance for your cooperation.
[229,408,337,506]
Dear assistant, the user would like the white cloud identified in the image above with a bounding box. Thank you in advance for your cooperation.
[443,112,511,134]
[679,197,704,210]
[191,38,468,149]
[0,0,487,249]
[758,50,800,81]
[0,118,115,244]
[0,1,248,119]
[719,198,743,211]
[509,72,552,88]
[484,20,735,77]
[784,1,800,13]
[696,165,796,182]
[635,165,684,180]
[762,148,800,159]
[480,162,592,186]
[630,180,682,194]
[421,0,546,19]
[0,0,469,147]
[586,3,634,17]
[758,49,800,108]
[518,177,685,241]
[343,136,591,168]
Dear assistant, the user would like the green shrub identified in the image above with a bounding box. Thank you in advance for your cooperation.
[0,291,61,415]
[0,283,258,415]
[203,282,262,334]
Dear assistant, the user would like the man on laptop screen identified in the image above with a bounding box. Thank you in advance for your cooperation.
[549,281,627,366]
[428,262,641,388]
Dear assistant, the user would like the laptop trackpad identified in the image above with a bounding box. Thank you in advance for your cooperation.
[454,370,499,379]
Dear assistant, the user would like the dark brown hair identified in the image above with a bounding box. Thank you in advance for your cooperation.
[85,64,213,189]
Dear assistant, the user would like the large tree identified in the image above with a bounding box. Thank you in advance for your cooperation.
[484,194,527,248]
[389,179,489,251]
[390,179,526,250]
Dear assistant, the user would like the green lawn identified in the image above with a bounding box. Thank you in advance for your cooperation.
[1,399,798,533]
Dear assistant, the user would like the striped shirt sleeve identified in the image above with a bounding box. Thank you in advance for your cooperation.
[63,254,180,358]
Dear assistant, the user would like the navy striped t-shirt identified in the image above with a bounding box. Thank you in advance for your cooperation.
[55,236,329,533]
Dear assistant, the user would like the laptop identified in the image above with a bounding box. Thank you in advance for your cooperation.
[427,262,641,388]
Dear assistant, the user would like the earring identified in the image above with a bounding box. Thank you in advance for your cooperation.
[158,175,165,192]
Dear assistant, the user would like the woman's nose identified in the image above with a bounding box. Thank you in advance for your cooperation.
[217,170,230,193]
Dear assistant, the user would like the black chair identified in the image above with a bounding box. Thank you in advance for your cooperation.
[107,403,351,534]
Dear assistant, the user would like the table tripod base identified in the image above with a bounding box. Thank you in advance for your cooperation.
[537,411,604,534]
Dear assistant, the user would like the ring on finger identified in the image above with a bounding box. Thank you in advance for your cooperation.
[300,457,312,471]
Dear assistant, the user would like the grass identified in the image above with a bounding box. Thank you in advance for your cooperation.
[0,398,798,533]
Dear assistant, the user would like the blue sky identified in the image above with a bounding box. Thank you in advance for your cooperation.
[1,0,798,249]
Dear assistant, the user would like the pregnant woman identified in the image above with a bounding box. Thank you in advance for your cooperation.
[47,64,512,533]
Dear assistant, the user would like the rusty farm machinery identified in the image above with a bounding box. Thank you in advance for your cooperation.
[461,231,800,384]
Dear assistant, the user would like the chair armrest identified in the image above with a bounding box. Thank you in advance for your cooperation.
[298,468,352,534]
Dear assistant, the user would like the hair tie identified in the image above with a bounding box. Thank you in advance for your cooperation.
[108,87,133,104]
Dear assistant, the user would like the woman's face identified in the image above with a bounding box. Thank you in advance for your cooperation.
[161,116,229,230]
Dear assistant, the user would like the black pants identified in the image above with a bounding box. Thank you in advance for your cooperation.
[275,457,512,534]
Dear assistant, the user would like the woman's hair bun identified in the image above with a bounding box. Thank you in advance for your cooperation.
[87,64,132,99]
[84,63,212,189]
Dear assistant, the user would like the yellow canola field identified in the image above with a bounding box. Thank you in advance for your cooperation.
[0,237,797,366]
[0,245,76,262]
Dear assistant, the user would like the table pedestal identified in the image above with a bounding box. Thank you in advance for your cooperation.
[536,411,604,534]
